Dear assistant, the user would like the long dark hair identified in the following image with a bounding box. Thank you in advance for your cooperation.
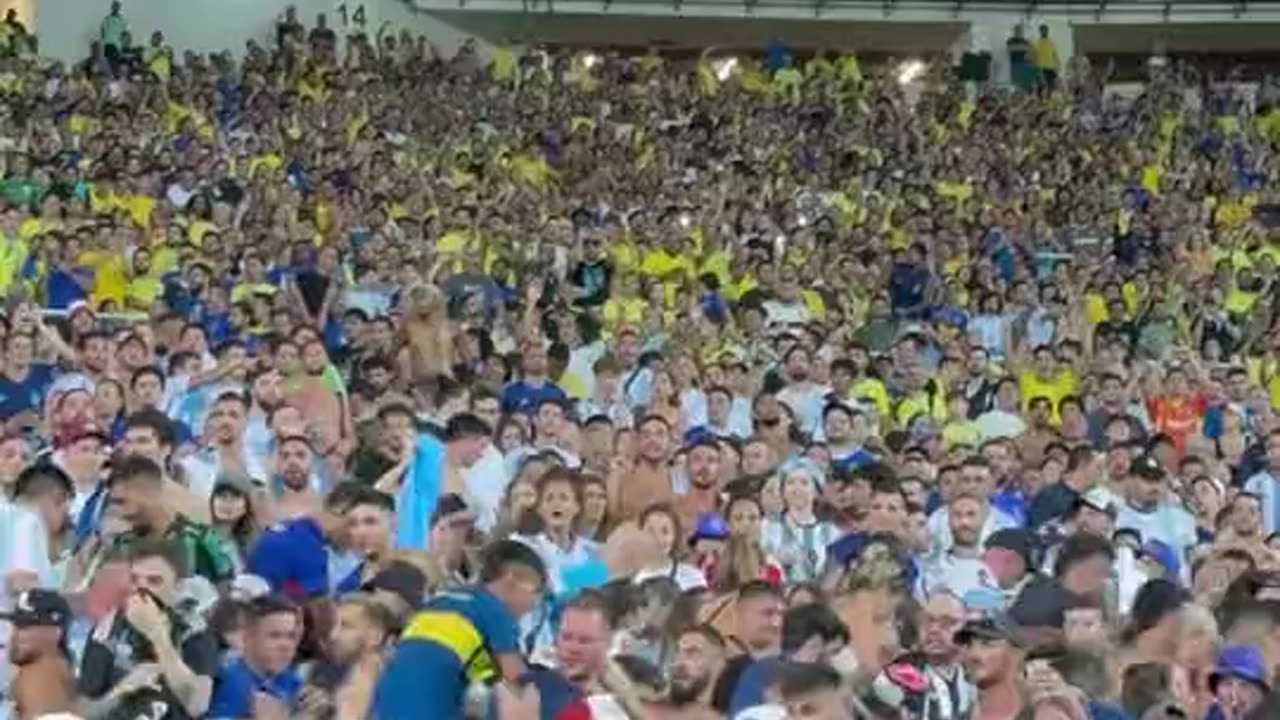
[210,482,257,553]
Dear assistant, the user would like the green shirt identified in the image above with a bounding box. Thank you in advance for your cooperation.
[113,514,235,584]
[0,178,41,210]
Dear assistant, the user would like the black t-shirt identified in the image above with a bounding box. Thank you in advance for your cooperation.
[294,270,332,319]
[79,616,220,720]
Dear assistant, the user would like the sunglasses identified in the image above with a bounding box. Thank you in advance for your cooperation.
[756,416,782,428]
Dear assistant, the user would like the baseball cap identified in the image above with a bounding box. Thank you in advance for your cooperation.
[1074,487,1117,516]
[245,517,329,600]
[1128,454,1165,480]
[688,512,730,544]
[955,612,1024,648]
[212,473,256,497]
[1138,539,1181,580]
[1,589,71,628]
[985,528,1036,570]
[362,560,426,610]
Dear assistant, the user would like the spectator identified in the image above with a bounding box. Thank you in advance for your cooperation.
[78,538,219,719]
[372,539,546,719]
[106,455,236,585]
[206,595,304,720]
[4,589,76,718]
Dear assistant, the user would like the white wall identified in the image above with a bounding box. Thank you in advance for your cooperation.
[381,0,491,56]
[32,0,484,61]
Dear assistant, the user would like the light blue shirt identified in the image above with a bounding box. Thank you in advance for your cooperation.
[1115,500,1197,554]
[1245,471,1280,537]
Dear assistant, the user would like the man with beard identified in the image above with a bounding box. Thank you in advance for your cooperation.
[956,614,1026,720]
[106,455,235,585]
[775,345,830,438]
[5,589,77,719]
[273,434,323,519]
[610,415,677,522]
[179,391,268,500]
[922,493,991,599]
[657,625,725,719]
[676,437,722,531]
[959,346,997,418]
[301,595,397,720]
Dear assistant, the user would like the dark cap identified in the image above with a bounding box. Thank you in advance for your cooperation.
[1007,577,1072,630]
[985,528,1036,570]
[1,589,71,628]
[362,560,426,610]
[1128,454,1165,481]
[955,612,1024,648]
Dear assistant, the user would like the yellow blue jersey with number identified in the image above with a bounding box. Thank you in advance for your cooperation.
[372,586,520,720]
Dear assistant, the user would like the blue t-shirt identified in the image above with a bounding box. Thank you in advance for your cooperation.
[729,657,785,716]
[500,379,567,416]
[206,657,303,720]
[373,586,520,720]
[334,561,365,595]
[0,364,54,419]
[245,518,329,599]
[47,267,90,309]
[831,447,875,474]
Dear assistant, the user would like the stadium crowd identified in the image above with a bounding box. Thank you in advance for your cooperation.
[2,2,1280,719]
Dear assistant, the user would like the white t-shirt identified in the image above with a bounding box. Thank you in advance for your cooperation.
[0,499,52,592]
[464,443,509,533]
[974,409,1027,440]
[1115,501,1197,555]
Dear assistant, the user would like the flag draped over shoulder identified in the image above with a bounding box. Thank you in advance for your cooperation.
[396,433,445,550]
